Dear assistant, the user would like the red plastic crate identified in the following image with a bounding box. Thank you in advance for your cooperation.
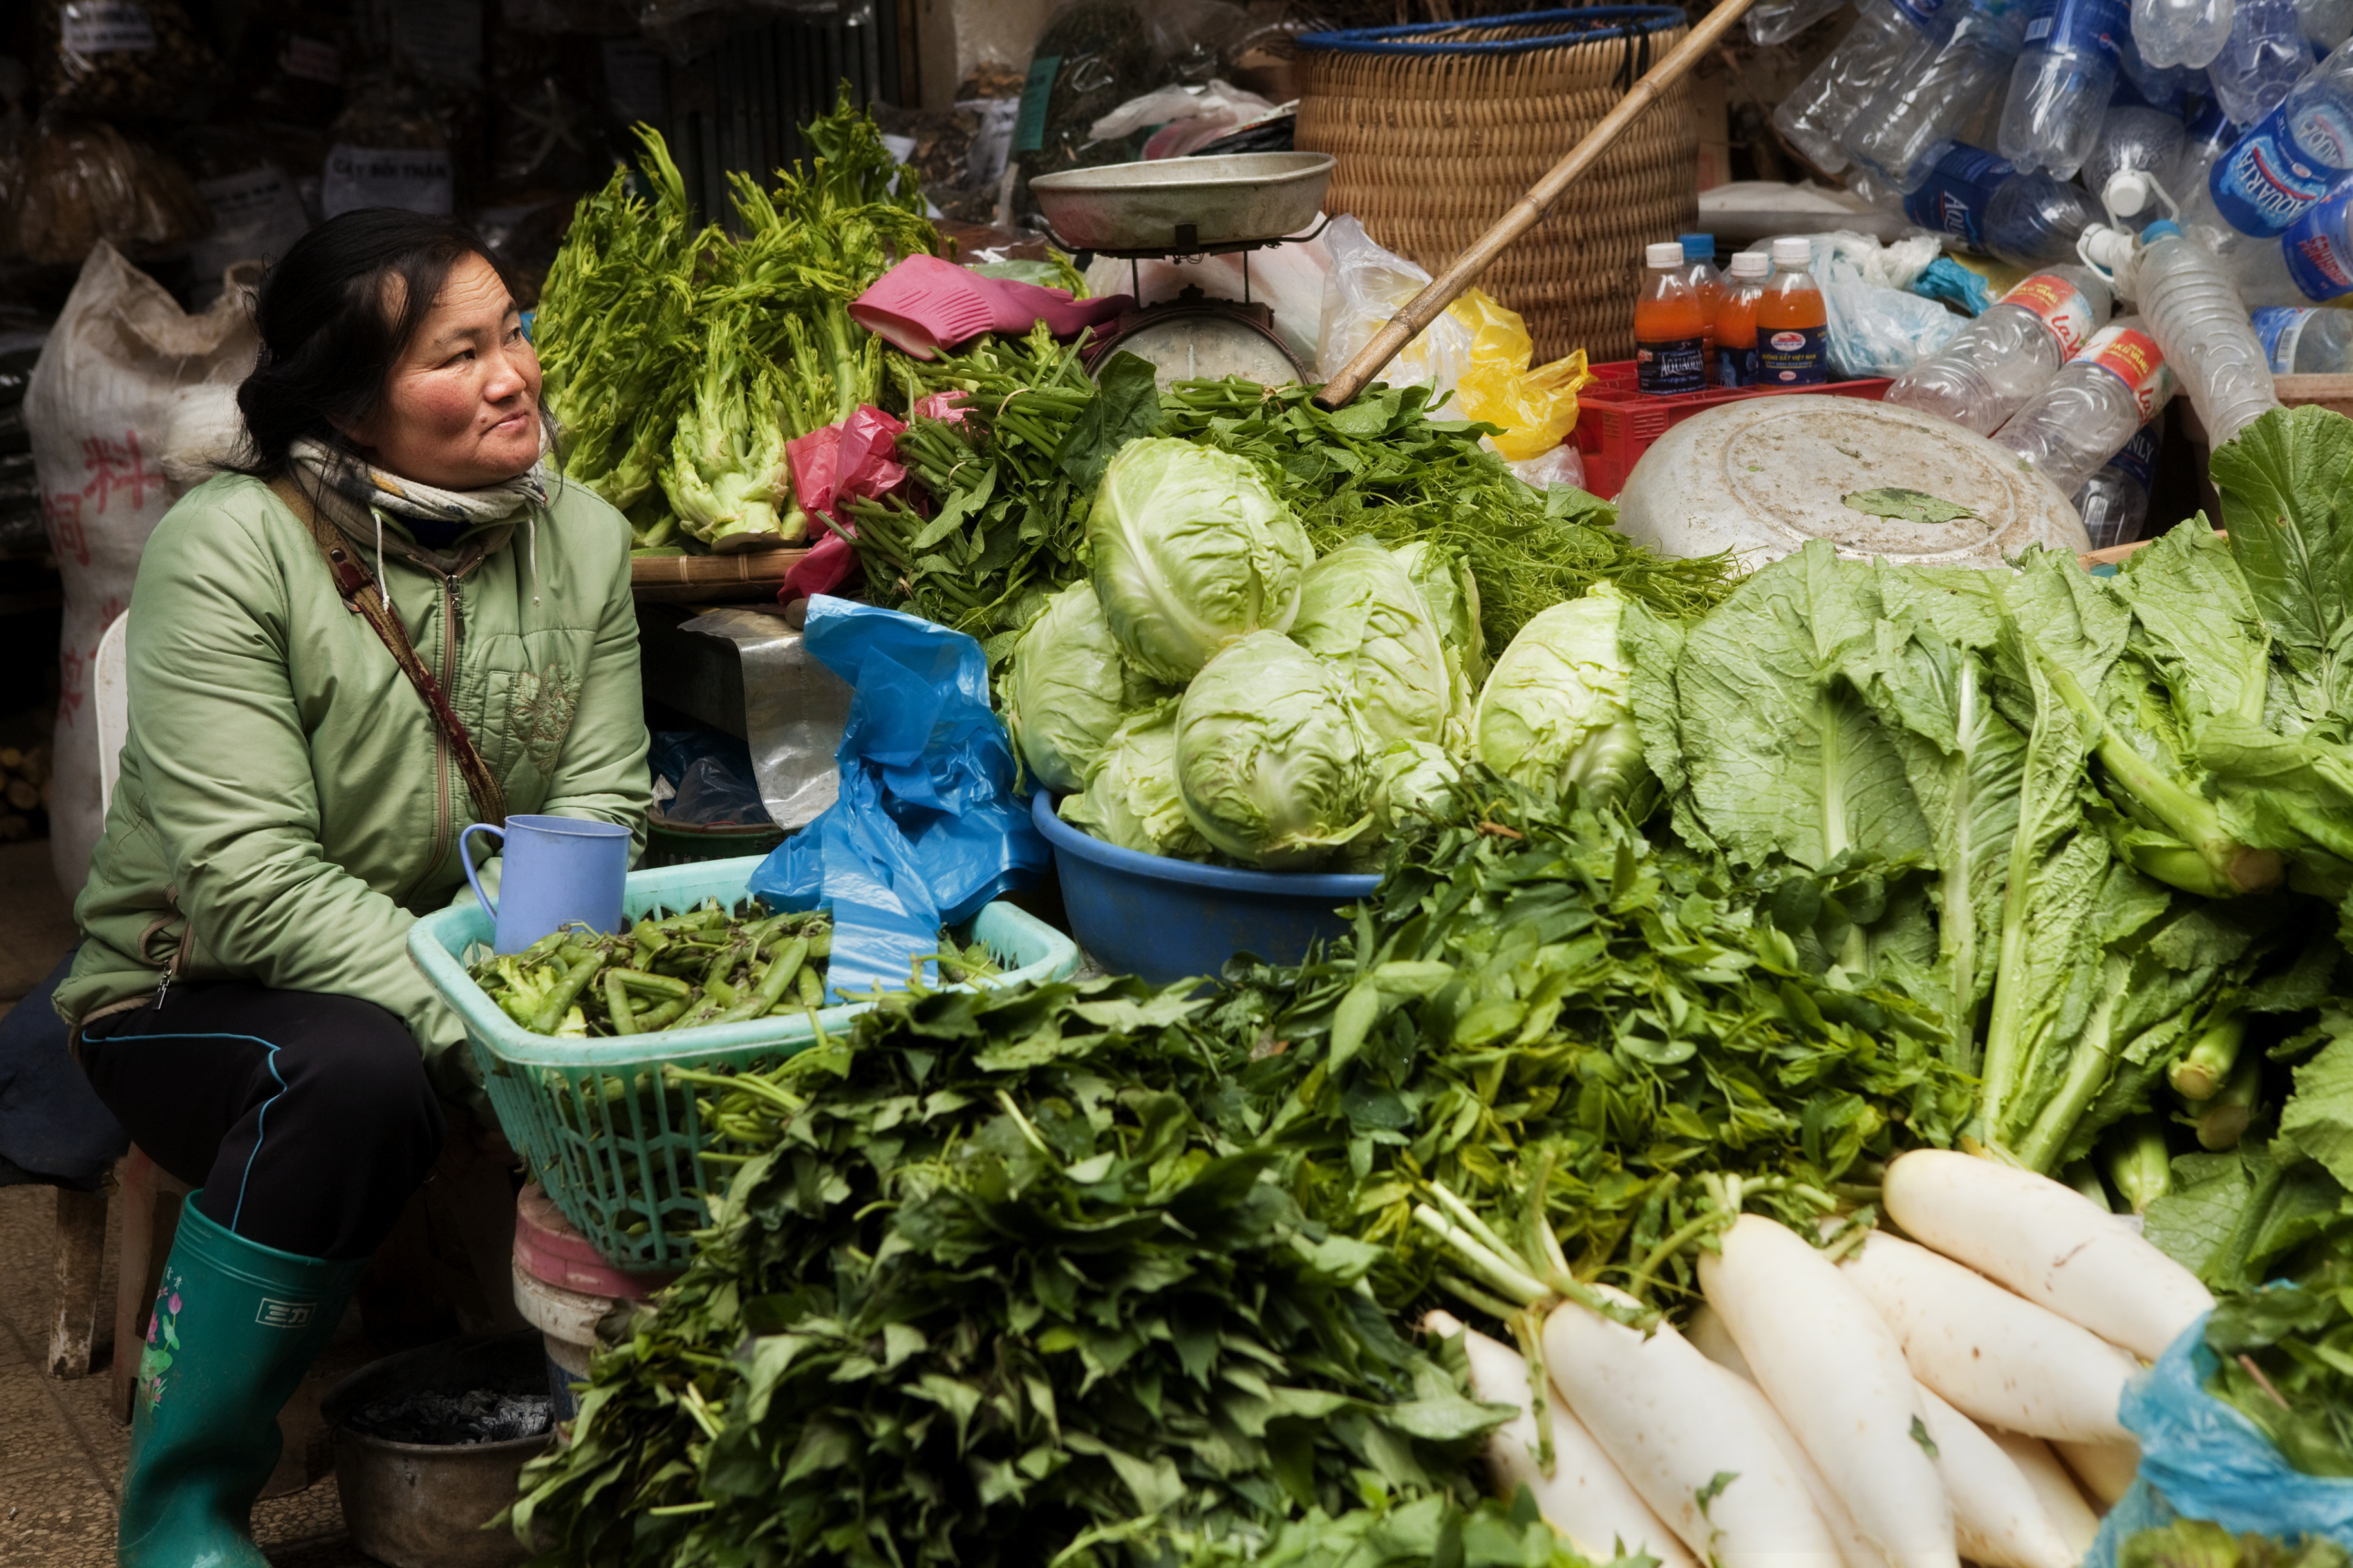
[1573,360,1892,499]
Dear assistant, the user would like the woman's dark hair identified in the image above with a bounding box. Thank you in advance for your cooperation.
[233,209,535,478]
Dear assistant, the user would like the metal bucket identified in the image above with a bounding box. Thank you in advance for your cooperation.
[320,1331,553,1568]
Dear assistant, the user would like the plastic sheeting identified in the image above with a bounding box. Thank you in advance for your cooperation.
[2087,1313,2353,1562]
[748,598,1048,1001]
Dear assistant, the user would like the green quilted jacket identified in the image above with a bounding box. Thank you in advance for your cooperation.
[56,471,650,1095]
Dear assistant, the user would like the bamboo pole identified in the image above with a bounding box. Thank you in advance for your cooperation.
[1313,0,1764,410]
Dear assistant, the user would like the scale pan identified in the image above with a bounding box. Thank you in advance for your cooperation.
[1031,153,1334,254]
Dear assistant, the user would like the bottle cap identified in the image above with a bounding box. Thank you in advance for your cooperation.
[1645,241,1686,269]
[1729,250,1771,278]
[2103,169,2154,220]
[2140,218,2183,242]
[1770,236,1814,267]
[2079,223,2138,276]
[1680,232,1716,259]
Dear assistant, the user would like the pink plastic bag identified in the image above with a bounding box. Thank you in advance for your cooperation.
[782,405,914,603]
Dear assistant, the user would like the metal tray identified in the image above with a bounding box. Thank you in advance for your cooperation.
[1030,153,1335,255]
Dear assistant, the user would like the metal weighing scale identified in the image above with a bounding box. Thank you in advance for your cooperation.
[1028,152,1334,390]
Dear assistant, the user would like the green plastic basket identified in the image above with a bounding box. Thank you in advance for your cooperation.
[408,855,1081,1271]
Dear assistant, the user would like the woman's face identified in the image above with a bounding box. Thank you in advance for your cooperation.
[348,252,543,490]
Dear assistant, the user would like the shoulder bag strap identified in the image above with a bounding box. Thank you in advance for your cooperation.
[269,475,510,825]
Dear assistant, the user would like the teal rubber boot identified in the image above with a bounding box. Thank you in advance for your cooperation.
[117,1196,365,1568]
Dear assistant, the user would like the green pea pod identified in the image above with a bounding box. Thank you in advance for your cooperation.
[604,971,639,1037]
[712,938,809,1026]
[796,963,824,1008]
[633,997,688,1030]
[522,931,569,962]
[702,941,749,989]
[807,927,832,958]
[611,967,691,999]
[531,952,604,1035]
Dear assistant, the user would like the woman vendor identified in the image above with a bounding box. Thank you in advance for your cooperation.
[53,209,648,1568]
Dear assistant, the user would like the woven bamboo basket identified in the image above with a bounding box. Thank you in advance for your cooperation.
[1296,8,1700,362]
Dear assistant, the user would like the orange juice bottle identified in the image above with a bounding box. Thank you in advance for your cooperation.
[1755,236,1829,387]
[1635,241,1708,396]
[1715,249,1768,387]
[1680,233,1724,367]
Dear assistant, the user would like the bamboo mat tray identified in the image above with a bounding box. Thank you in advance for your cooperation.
[631,548,806,603]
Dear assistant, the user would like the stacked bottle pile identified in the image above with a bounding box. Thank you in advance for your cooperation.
[1773,0,2353,319]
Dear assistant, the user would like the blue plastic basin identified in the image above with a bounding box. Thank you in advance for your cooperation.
[1031,791,1378,985]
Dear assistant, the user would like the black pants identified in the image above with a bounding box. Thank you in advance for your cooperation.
[79,983,445,1261]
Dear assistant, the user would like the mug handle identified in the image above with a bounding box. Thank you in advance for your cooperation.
[459,823,504,918]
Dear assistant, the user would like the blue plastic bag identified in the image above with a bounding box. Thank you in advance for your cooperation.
[2087,1312,2353,1565]
[746,596,1050,1001]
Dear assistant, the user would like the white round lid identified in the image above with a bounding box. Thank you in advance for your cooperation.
[1729,250,1771,278]
[1770,236,1814,267]
[1614,396,2090,571]
[1646,240,1686,268]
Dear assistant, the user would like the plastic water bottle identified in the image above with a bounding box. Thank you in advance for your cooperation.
[2129,218,2285,442]
[2186,36,2353,244]
[1758,236,1832,384]
[1903,141,2110,261]
[1993,315,2178,494]
[2118,27,2207,106]
[2135,0,2234,64]
[2074,419,2163,546]
[2001,0,2133,176]
[1886,265,2116,432]
[2209,0,2311,125]
[1846,1,2031,189]
[2252,300,2353,362]
[2176,98,2244,189]
[1682,234,1727,367]
[1717,250,1772,385]
[2216,172,2353,298]
[1636,242,1710,395]
[2083,100,2190,199]
[1776,0,1964,171]
[2300,0,2353,48]
[1752,0,1858,44]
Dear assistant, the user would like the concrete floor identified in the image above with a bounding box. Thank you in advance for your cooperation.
[0,840,379,1567]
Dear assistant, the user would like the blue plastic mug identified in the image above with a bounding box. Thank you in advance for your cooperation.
[459,815,630,954]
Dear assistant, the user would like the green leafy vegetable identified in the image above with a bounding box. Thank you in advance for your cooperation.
[1471,583,1649,812]
[1060,699,1206,859]
[1000,581,1170,794]
[1843,488,1978,525]
[1156,379,1739,652]
[2205,1251,2353,1475]
[1173,632,1376,869]
[2121,1519,2351,1568]
[1289,538,1454,750]
[507,977,1506,1567]
[1090,438,1313,685]
[537,98,939,551]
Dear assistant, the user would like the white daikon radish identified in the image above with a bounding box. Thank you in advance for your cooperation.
[1542,1285,1843,1568]
[1703,1355,1884,1568]
[1685,1302,1755,1382]
[1698,1214,1959,1568]
[1839,1227,2137,1443]
[1426,1310,1695,1568]
[1883,1150,2213,1359]
[2052,1437,2139,1508]
[1988,1429,2101,1553]
[1915,1385,2079,1568]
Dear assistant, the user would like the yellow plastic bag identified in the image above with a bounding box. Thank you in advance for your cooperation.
[1446,289,1595,461]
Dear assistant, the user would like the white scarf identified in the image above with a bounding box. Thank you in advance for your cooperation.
[288,435,550,526]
